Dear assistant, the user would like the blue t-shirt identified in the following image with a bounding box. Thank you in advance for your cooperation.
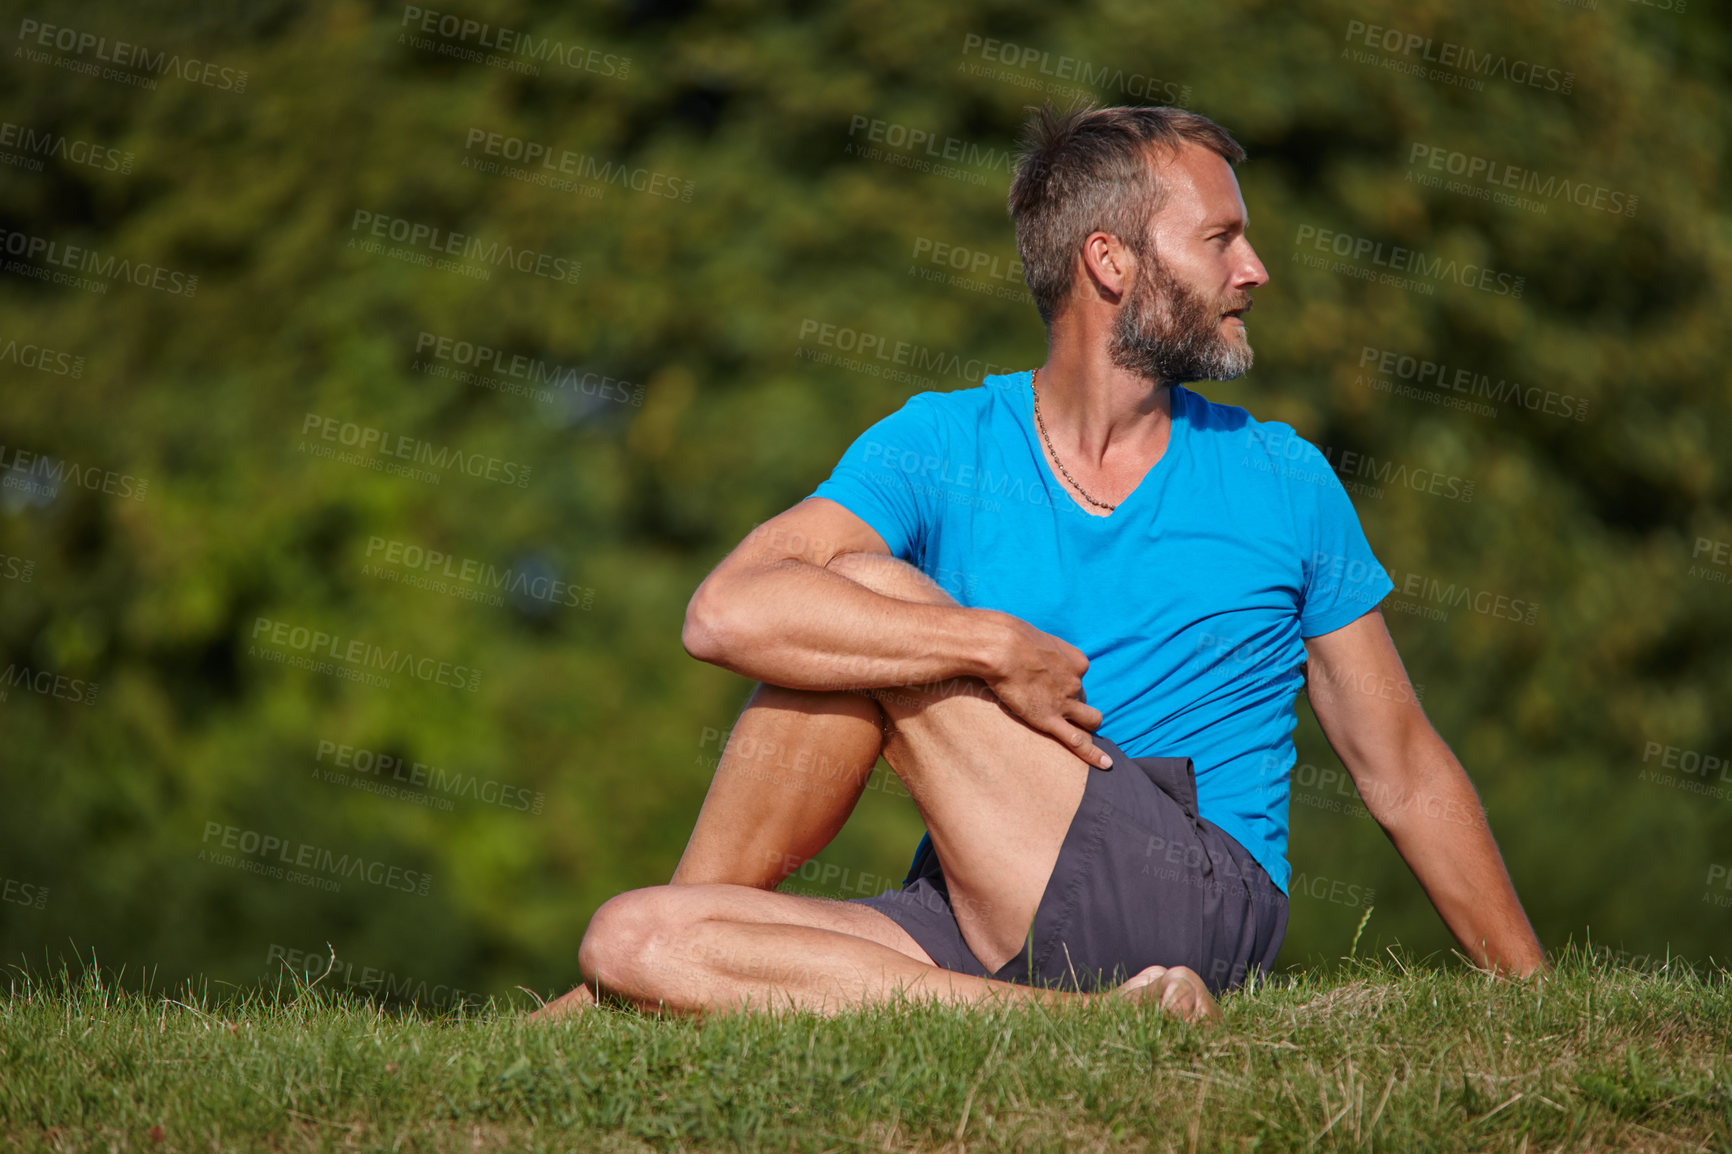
[806,370,1394,894]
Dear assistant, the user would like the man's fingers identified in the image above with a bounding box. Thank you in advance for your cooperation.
[1068,701,1103,733]
[1059,723,1113,770]
[1063,702,1106,766]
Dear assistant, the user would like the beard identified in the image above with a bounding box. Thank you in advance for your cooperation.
[1108,254,1253,385]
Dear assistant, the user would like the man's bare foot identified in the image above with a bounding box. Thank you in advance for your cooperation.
[1112,965,1223,1025]
[525,983,596,1021]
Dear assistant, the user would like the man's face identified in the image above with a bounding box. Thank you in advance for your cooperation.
[1108,144,1269,385]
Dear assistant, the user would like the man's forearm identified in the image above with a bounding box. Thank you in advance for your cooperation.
[683,556,1008,692]
[1368,739,1547,976]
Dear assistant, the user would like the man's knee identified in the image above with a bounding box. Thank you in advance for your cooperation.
[825,551,956,606]
[579,888,678,991]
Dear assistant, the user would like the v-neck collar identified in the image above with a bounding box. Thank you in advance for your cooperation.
[1019,370,1187,522]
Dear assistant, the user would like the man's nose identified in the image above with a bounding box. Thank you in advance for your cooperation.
[1237,241,1269,290]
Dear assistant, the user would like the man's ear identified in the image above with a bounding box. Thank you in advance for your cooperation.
[1077,231,1133,302]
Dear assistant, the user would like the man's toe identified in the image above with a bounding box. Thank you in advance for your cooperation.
[527,984,596,1021]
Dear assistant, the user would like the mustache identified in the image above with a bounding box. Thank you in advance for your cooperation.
[1221,295,1253,317]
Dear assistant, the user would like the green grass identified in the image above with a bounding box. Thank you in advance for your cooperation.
[2,950,1728,1153]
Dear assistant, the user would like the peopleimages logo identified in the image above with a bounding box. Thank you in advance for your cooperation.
[363,535,594,610]
[1406,143,1636,218]
[957,34,1191,105]
[0,227,198,296]
[0,443,149,502]
[0,662,98,706]
[1356,346,1590,422]
[298,413,533,488]
[265,945,482,1010]
[1312,552,1540,626]
[412,332,643,407]
[0,120,134,174]
[398,5,630,78]
[1241,425,1476,503]
[0,337,83,379]
[795,319,1012,385]
[315,740,545,814]
[843,115,1016,186]
[1294,225,1524,298]
[911,236,1023,283]
[200,822,432,896]
[14,17,250,92]
[1641,741,1731,785]
[1,876,48,910]
[348,210,580,285]
[1342,20,1574,94]
[462,129,694,201]
[249,616,483,692]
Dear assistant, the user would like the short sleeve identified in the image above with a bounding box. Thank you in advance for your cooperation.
[806,393,945,564]
[1290,441,1395,637]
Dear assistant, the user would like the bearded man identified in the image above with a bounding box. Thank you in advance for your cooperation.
[536,104,1546,1024]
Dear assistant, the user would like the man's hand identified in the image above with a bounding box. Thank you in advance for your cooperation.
[980,612,1112,770]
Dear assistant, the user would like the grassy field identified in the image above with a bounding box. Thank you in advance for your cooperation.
[2,949,1727,1153]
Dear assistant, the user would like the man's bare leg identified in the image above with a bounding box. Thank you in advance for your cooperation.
[533,647,885,1018]
[574,882,1213,1018]
[672,683,885,889]
[532,640,885,1018]
[569,552,1219,1021]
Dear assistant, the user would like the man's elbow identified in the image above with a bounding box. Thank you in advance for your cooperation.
[681,581,743,665]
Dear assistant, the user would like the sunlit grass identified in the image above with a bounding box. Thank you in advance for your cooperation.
[2,947,1727,1152]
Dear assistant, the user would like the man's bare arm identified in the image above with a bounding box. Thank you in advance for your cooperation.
[683,497,1112,768]
[1302,609,1547,976]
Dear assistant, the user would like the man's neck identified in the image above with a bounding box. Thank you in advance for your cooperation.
[1037,341,1174,469]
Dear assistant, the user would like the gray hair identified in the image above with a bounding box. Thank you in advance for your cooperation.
[1008,104,1246,326]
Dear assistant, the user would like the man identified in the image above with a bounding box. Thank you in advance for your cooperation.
[533,104,1546,1024]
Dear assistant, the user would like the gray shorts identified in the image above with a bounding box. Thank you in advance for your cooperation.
[852,735,1288,994]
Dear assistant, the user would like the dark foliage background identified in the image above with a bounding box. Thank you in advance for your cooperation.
[0,0,1727,1003]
